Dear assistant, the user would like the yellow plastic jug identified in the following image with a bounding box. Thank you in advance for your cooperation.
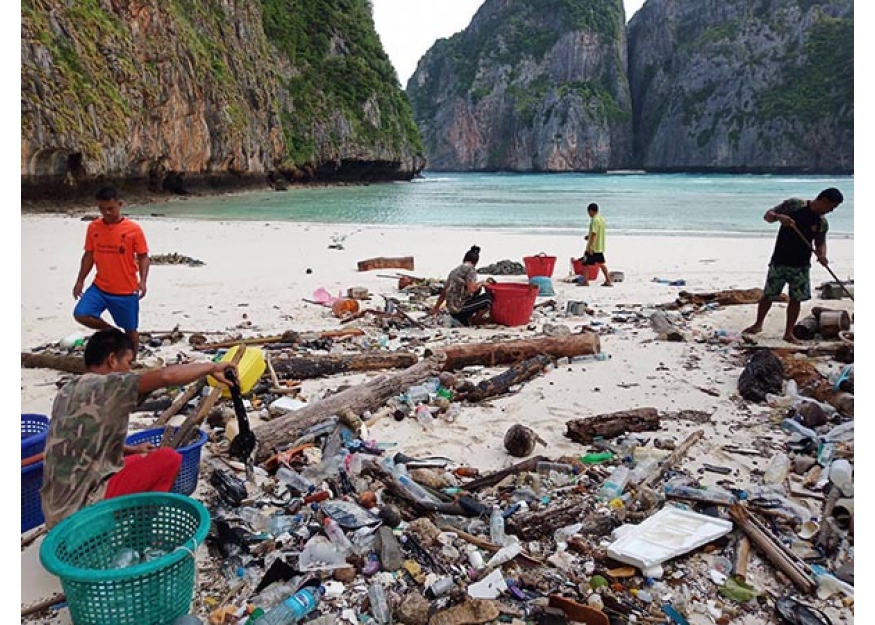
[208,345,266,397]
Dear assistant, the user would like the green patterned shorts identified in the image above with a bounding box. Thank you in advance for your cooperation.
[764,265,810,302]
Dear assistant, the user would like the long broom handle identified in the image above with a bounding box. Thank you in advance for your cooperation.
[788,222,854,301]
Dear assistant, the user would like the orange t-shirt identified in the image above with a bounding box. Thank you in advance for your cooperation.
[84,218,149,295]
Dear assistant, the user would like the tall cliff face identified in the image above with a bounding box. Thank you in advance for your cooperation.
[406,0,633,172]
[627,0,852,173]
[21,0,426,201]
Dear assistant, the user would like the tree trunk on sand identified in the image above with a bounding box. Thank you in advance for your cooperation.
[463,354,553,402]
[253,353,446,462]
[21,353,86,374]
[357,256,414,271]
[431,332,600,371]
[564,408,661,444]
[270,352,418,380]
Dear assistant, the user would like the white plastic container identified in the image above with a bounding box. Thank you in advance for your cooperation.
[607,506,733,571]
[828,458,853,496]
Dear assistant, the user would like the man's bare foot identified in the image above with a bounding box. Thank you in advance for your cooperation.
[742,325,762,335]
[782,334,801,344]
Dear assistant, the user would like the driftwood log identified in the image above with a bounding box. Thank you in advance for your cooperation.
[193,328,365,351]
[510,501,616,541]
[642,429,705,489]
[729,504,817,594]
[462,456,548,492]
[252,353,446,462]
[357,256,414,272]
[154,380,206,426]
[269,352,418,380]
[432,332,600,371]
[678,288,788,306]
[464,354,553,402]
[21,352,86,374]
[564,408,660,444]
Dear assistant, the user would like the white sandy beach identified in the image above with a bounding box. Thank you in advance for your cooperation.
[19,212,858,624]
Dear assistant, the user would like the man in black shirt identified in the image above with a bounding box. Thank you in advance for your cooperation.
[743,187,843,343]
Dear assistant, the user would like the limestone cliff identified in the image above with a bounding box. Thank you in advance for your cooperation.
[627,0,853,173]
[406,0,633,172]
[21,0,426,201]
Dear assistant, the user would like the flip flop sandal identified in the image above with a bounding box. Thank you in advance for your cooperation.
[392,452,453,468]
[775,597,834,625]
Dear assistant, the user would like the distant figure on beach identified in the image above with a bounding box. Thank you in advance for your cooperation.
[579,202,613,286]
[430,245,494,326]
[72,186,150,358]
[743,187,844,343]
[40,329,237,529]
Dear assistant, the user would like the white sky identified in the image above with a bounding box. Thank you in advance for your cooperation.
[372,0,649,85]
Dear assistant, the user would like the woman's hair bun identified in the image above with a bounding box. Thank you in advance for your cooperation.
[470,245,481,254]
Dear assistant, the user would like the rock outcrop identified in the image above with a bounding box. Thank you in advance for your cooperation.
[21,0,426,202]
[406,0,634,172]
[408,0,853,174]
[627,0,852,173]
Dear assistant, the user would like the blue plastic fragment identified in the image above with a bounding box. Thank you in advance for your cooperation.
[662,604,690,625]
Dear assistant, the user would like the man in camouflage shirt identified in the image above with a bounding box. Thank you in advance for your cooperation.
[41,329,236,529]
[743,187,843,343]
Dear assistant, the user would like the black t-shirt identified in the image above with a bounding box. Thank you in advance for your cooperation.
[769,199,829,268]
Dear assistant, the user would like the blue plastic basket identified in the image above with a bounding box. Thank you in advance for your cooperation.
[22,462,46,533]
[124,428,208,496]
[22,414,50,533]
[22,413,50,459]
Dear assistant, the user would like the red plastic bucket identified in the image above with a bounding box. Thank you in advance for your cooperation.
[486,283,539,326]
[571,258,599,281]
[523,254,557,279]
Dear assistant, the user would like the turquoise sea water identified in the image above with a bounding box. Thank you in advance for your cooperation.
[126,172,854,237]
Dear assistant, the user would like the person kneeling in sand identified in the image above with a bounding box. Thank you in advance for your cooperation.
[430,245,495,326]
[40,328,237,530]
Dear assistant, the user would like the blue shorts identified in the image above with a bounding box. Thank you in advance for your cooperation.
[74,285,140,331]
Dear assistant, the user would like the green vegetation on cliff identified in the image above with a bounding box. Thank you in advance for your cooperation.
[759,14,852,128]
[262,0,422,163]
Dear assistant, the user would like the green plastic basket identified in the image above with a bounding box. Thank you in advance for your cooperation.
[39,492,210,625]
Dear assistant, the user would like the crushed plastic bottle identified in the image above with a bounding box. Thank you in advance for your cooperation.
[597,465,630,501]
[415,404,435,430]
[276,467,316,496]
[490,505,506,546]
[254,585,324,625]
[397,474,442,503]
[367,580,391,625]
[763,452,791,486]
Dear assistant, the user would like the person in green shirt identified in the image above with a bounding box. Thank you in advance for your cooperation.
[580,203,613,286]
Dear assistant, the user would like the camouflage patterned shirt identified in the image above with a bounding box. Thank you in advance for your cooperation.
[40,372,140,529]
[445,264,477,313]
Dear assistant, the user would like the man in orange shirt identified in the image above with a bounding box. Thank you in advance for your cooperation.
[73,186,150,358]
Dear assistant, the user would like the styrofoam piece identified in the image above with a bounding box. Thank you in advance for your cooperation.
[607,505,733,570]
[467,568,507,599]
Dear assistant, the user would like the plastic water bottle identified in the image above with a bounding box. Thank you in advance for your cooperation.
[597,465,630,501]
[323,517,353,554]
[276,467,316,496]
[828,458,853,496]
[415,404,435,429]
[367,580,391,625]
[397,474,441,503]
[763,452,791,486]
[490,505,506,546]
[255,585,324,625]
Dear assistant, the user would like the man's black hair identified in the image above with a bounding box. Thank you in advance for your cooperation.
[84,328,134,368]
[587,203,599,212]
[816,188,843,205]
[95,185,121,202]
